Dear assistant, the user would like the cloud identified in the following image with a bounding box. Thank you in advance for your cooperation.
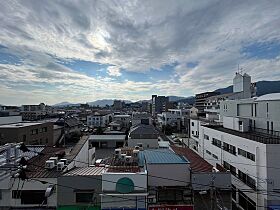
[107,66,122,77]
[0,0,280,104]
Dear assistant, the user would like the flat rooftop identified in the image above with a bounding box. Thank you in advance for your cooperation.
[203,125,280,144]
[0,122,46,128]
[89,135,126,141]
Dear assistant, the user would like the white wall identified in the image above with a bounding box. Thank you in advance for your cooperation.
[146,164,190,187]
[128,137,159,149]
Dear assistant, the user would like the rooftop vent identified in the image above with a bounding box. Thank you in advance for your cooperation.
[45,160,55,170]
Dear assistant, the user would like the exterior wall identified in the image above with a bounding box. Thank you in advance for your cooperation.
[157,112,181,127]
[128,137,159,149]
[87,114,112,128]
[0,116,22,125]
[10,177,57,208]
[57,175,102,206]
[0,122,54,146]
[113,115,131,128]
[146,164,190,187]
[195,125,280,209]
[220,99,280,132]
[101,172,147,209]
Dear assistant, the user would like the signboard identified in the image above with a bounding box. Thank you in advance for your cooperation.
[149,205,194,210]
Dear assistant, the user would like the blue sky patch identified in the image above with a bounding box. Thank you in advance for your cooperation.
[0,50,23,65]
[241,41,280,59]
[58,59,109,77]
[187,61,199,68]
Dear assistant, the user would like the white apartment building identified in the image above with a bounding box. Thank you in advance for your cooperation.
[157,109,188,127]
[190,93,280,210]
[113,114,131,128]
[87,113,112,128]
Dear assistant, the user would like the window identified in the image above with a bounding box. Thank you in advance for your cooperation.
[0,189,2,200]
[191,131,194,135]
[223,142,236,155]
[206,150,211,155]
[238,170,256,190]
[204,134,209,140]
[238,190,256,210]
[251,104,253,116]
[21,190,45,204]
[0,133,4,139]
[158,189,183,202]
[223,161,236,176]
[238,148,255,161]
[191,122,194,126]
[76,192,94,203]
[212,154,218,160]
[212,138,221,148]
[43,127,47,132]
[12,190,21,199]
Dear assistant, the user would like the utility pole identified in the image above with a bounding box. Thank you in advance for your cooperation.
[210,175,215,210]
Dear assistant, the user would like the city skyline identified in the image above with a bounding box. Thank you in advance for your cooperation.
[1,0,280,105]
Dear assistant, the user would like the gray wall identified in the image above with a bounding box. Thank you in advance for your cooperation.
[57,175,102,206]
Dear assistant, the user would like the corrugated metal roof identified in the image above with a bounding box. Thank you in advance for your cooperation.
[140,149,189,164]
[64,167,106,176]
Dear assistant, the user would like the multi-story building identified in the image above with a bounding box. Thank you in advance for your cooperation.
[151,95,169,117]
[113,100,125,110]
[195,92,220,114]
[0,122,54,146]
[190,93,280,210]
[21,103,48,121]
[131,112,152,126]
[87,112,113,128]
[113,114,131,129]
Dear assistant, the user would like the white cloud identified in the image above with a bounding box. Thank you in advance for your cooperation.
[107,66,121,77]
[0,0,280,104]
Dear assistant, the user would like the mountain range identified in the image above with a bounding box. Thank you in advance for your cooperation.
[53,80,280,107]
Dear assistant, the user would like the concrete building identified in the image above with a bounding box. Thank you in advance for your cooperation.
[113,114,131,129]
[195,92,220,114]
[87,112,113,128]
[128,124,159,149]
[57,167,105,209]
[113,100,125,110]
[101,148,147,210]
[21,103,48,121]
[89,134,126,148]
[189,93,280,209]
[0,122,54,146]
[131,112,152,126]
[152,95,169,117]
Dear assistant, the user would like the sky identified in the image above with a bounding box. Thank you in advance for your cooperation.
[0,0,280,105]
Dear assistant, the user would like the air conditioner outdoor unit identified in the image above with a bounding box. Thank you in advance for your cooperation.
[49,157,58,165]
[134,146,140,150]
[121,154,126,160]
[59,158,68,165]
[132,150,139,158]
[125,156,132,163]
[115,149,122,158]
[45,160,55,170]
[57,162,65,171]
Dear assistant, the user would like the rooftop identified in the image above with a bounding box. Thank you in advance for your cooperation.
[130,124,158,135]
[256,93,280,101]
[65,136,89,161]
[140,149,189,165]
[63,167,106,176]
[114,115,131,118]
[26,146,65,178]
[89,135,126,141]
[0,122,46,128]
[203,125,280,144]
[171,146,213,173]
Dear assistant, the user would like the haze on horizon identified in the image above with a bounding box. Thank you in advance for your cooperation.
[0,0,280,105]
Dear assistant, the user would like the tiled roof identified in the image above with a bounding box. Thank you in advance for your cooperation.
[64,167,106,176]
[171,146,213,173]
[140,149,189,164]
[130,124,158,135]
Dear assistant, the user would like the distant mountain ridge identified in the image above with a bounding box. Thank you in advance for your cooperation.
[214,80,280,96]
[53,80,280,107]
